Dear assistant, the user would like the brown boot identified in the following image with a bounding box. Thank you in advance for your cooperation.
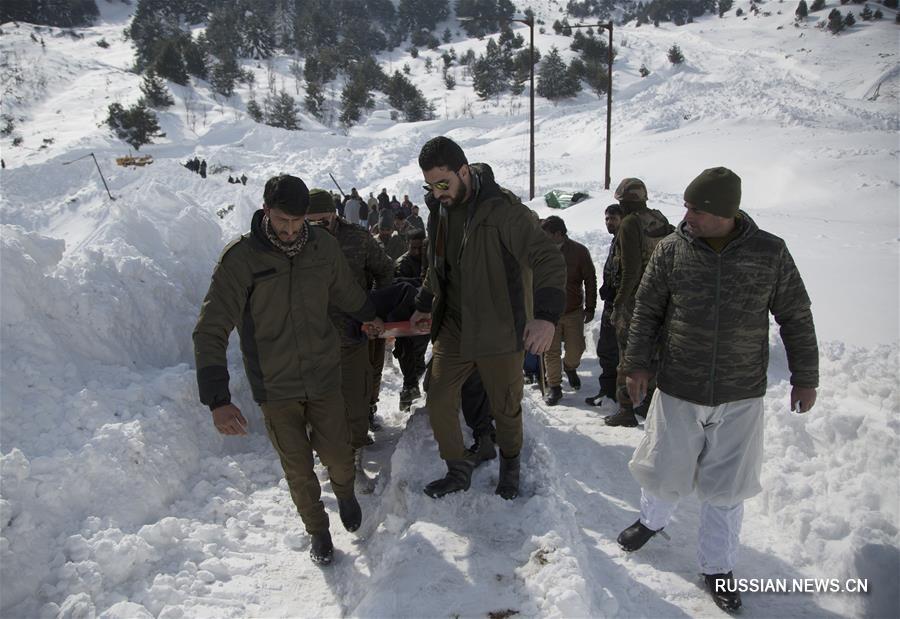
[604,407,638,427]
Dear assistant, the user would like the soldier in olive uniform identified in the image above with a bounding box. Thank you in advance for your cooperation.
[193,175,384,566]
[605,178,673,427]
[616,167,819,612]
[304,189,395,468]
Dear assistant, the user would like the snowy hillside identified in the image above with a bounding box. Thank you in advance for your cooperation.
[1,1,898,617]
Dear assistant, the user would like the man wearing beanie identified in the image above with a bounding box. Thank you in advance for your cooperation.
[615,167,820,613]
[193,175,384,566]
[605,177,673,427]
[304,188,395,486]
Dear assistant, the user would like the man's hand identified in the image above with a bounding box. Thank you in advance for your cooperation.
[583,309,595,324]
[790,386,817,414]
[626,370,652,406]
[410,310,432,331]
[212,403,248,436]
[523,319,555,354]
[362,317,385,339]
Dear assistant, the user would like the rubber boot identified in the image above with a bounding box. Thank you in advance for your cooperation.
[309,530,334,565]
[466,433,497,466]
[564,368,582,390]
[495,453,520,500]
[423,459,475,498]
[545,385,563,406]
[704,572,743,613]
[337,494,362,532]
[617,519,662,552]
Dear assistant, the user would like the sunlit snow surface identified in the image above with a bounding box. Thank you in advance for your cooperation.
[1,1,897,617]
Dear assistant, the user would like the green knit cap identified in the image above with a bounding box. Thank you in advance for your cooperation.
[306,188,336,215]
[684,167,741,218]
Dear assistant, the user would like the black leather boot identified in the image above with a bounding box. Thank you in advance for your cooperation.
[704,572,742,613]
[337,494,362,532]
[309,530,334,565]
[617,519,662,551]
[564,368,582,390]
[495,453,520,500]
[466,433,497,466]
[423,459,475,498]
[545,385,563,406]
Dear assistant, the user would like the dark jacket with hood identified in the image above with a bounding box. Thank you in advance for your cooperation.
[623,212,819,406]
[194,210,376,408]
[414,163,566,359]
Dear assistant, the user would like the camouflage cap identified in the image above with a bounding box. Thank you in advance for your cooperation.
[263,174,309,216]
[306,188,336,215]
[614,177,648,202]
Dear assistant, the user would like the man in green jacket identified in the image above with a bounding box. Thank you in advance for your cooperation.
[615,167,819,613]
[410,136,566,500]
[193,175,383,566]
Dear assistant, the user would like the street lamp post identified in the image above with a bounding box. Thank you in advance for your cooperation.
[458,15,535,200]
[569,21,614,190]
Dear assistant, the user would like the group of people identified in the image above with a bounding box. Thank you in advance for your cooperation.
[193,136,818,613]
[183,156,207,178]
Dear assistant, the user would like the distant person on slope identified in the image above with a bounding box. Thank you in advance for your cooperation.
[615,167,819,613]
[604,178,673,427]
[410,136,565,500]
[586,204,623,406]
[540,216,597,406]
[193,175,384,566]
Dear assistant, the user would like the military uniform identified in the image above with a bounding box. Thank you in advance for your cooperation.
[194,209,376,535]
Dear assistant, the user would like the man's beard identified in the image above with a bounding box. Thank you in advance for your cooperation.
[441,182,466,208]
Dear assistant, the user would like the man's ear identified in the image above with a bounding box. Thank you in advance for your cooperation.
[459,163,470,181]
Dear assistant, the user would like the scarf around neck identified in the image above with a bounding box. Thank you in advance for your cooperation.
[263,213,310,257]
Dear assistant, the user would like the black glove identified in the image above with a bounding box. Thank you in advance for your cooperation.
[583,309,595,324]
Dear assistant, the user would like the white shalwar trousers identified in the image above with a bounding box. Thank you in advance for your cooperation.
[629,389,765,574]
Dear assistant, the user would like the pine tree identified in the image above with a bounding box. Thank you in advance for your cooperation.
[873,8,883,18]
[304,80,326,118]
[827,8,844,31]
[843,10,856,25]
[247,99,264,123]
[140,71,174,108]
[266,90,300,130]
[718,0,734,16]
[795,0,809,19]
[860,5,873,19]
[211,55,241,97]
[537,47,580,100]
[810,0,825,11]
[585,61,609,97]
[667,44,685,64]
[339,79,373,128]
[242,12,276,59]
[106,101,162,150]
[153,39,189,86]
[183,35,209,79]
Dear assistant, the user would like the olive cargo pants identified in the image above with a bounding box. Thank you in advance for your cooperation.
[426,318,524,461]
[260,393,354,534]
[544,309,586,387]
[341,341,373,449]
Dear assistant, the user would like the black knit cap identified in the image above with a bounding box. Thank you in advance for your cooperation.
[263,174,310,216]
[684,167,741,218]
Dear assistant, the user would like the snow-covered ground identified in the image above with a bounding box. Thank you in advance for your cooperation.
[1,1,898,617]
